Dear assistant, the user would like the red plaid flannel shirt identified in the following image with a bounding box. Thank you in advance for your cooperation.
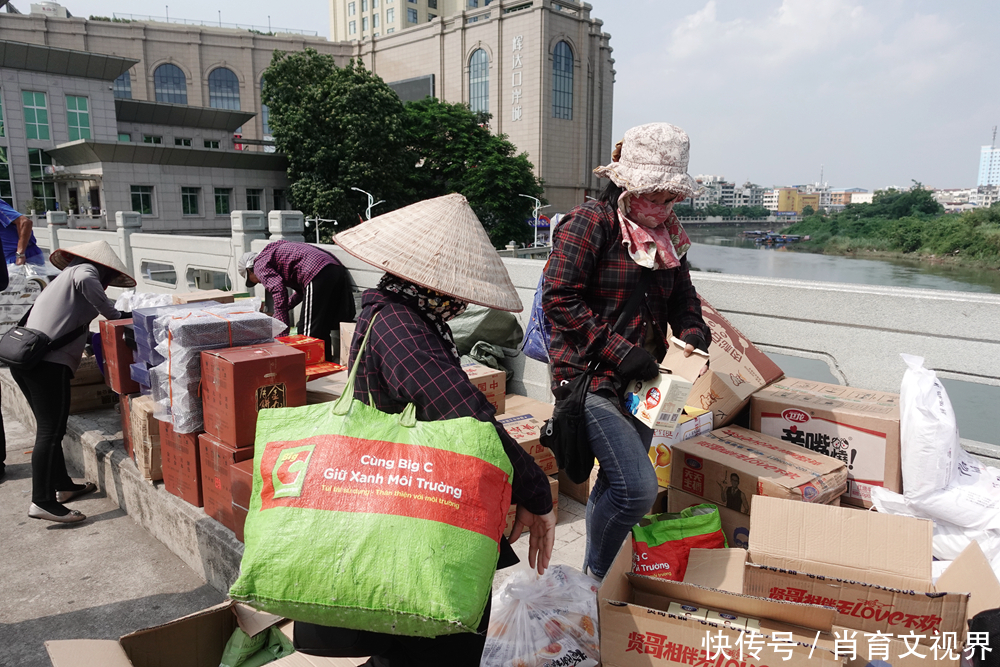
[542,200,709,397]
[350,290,554,517]
[254,240,341,328]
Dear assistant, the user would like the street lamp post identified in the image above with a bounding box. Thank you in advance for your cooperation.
[350,187,385,220]
[305,217,337,244]
[519,194,551,247]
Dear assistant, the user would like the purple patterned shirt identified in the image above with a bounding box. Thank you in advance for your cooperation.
[253,240,341,327]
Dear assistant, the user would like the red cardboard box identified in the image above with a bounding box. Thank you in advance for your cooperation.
[232,503,248,543]
[199,433,253,532]
[201,343,307,449]
[230,458,254,510]
[275,335,326,365]
[120,394,135,460]
[100,318,140,395]
[305,361,345,381]
[159,420,204,507]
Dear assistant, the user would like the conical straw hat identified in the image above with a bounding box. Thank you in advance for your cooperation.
[334,193,522,312]
[50,240,137,288]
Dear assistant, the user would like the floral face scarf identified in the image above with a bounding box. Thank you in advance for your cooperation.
[617,191,693,270]
[378,273,468,358]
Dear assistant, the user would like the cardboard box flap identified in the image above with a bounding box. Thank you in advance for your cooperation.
[46,640,134,667]
[232,602,284,637]
[118,601,238,667]
[936,541,1000,617]
[749,496,933,591]
[626,571,835,632]
[661,337,709,382]
[683,548,746,593]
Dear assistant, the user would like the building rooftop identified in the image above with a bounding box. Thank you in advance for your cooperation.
[0,39,136,80]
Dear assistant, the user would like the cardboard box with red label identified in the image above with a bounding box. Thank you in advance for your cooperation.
[750,378,901,508]
[461,361,506,415]
[159,420,203,507]
[201,343,307,449]
[624,339,708,432]
[199,432,254,532]
[276,334,326,365]
[671,426,847,510]
[682,297,784,427]
[496,410,556,476]
[99,318,140,395]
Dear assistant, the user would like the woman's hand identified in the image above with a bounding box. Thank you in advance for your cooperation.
[509,506,557,575]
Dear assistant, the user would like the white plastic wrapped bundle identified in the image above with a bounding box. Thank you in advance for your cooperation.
[481,565,600,667]
[150,301,283,433]
[114,291,173,313]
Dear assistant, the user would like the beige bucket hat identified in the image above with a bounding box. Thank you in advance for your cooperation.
[49,240,137,288]
[334,193,522,312]
[593,122,698,198]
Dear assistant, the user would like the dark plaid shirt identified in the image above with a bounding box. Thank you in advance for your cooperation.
[542,200,709,396]
[254,240,341,327]
[350,289,553,517]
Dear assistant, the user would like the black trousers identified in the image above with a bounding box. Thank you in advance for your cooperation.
[11,361,74,504]
[297,263,356,362]
[293,596,491,667]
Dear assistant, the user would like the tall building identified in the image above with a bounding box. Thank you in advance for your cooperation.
[979,145,1000,187]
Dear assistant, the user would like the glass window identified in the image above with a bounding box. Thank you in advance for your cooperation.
[22,91,49,141]
[153,63,188,104]
[175,137,192,146]
[215,188,232,215]
[274,189,286,210]
[387,7,394,21]
[246,188,263,210]
[260,77,271,136]
[348,1,356,14]
[28,149,55,211]
[387,27,394,33]
[186,267,229,290]
[118,133,130,142]
[181,187,200,215]
[407,7,417,22]
[208,67,241,110]
[141,260,176,286]
[204,140,220,149]
[468,0,478,6]
[373,13,379,27]
[361,0,367,10]
[552,41,574,120]
[427,13,435,20]
[131,185,154,215]
[469,49,489,114]
[373,0,379,7]
[0,147,14,203]
[143,135,162,144]
[427,0,436,7]
[66,95,91,141]
[113,71,132,99]
[362,16,368,30]
[349,20,357,34]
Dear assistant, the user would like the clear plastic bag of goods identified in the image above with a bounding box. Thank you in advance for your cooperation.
[115,291,173,313]
[481,565,600,667]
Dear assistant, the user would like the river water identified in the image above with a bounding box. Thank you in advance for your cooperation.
[683,226,999,448]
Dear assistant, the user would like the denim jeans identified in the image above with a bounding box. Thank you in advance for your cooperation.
[582,392,658,578]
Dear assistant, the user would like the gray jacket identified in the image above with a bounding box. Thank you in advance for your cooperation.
[25,262,120,374]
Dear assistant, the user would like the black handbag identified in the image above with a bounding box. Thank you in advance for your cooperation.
[0,308,85,370]
[541,269,652,484]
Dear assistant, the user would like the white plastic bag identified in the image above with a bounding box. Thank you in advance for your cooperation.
[481,565,600,667]
[115,291,173,312]
[900,353,957,499]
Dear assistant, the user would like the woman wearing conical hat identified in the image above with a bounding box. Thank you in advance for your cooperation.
[292,193,556,666]
[13,240,134,524]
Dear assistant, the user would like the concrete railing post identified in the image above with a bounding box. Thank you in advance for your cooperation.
[115,211,142,277]
[46,211,68,252]
[268,210,305,243]
[231,210,267,291]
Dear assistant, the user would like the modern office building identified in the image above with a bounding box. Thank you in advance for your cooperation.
[979,145,1000,187]
[2,0,615,215]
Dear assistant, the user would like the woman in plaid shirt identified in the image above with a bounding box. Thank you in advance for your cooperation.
[543,123,711,579]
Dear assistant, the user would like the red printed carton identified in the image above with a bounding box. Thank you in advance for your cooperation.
[461,361,505,415]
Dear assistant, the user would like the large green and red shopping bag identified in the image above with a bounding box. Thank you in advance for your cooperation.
[229,315,514,636]
[631,504,727,581]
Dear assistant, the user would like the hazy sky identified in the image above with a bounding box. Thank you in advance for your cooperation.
[64,0,999,191]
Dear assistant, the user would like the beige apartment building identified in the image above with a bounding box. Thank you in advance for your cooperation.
[1,0,614,214]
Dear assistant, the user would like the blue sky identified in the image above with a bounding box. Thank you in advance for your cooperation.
[67,0,999,191]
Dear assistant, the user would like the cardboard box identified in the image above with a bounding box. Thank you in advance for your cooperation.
[496,406,557,474]
[558,463,599,505]
[99,318,140,395]
[201,343,307,449]
[276,334,326,365]
[504,475,559,537]
[305,361,345,380]
[199,433,254,532]
[232,503,248,543]
[305,370,350,404]
[750,378,901,508]
[230,458,254,510]
[648,407,714,487]
[70,354,104,386]
[598,540,842,667]
[159,420,203,507]
[120,393,135,460]
[171,289,235,305]
[340,321,356,367]
[671,426,848,510]
[461,361,505,415]
[503,394,554,421]
[69,383,119,414]
[624,339,708,431]
[684,297,784,427]
[667,487,751,550]
[743,496,969,637]
[130,395,162,482]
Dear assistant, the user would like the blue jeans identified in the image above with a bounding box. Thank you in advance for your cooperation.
[582,392,658,578]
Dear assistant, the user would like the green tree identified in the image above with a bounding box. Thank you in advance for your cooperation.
[262,50,411,235]
[801,205,815,217]
[401,97,544,247]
